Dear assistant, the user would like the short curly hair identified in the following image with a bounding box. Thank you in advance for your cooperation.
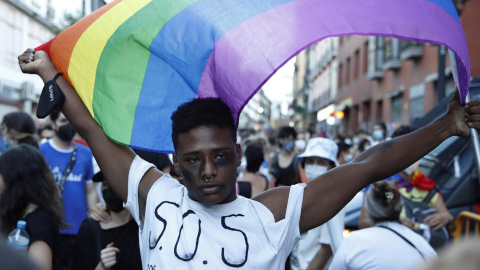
[170,98,237,151]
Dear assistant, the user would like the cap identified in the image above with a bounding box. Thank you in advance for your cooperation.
[298,137,339,166]
[17,220,26,229]
[92,171,104,183]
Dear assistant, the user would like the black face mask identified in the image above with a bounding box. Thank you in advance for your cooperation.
[102,187,124,213]
[56,123,76,142]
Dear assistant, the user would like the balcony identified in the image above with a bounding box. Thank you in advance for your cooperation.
[400,41,424,60]
[382,38,401,71]
[366,37,384,80]
[367,69,383,80]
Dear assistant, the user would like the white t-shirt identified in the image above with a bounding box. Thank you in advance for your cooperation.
[290,208,345,270]
[330,221,437,270]
[124,156,306,269]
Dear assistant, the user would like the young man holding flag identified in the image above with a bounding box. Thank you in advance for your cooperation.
[18,49,480,268]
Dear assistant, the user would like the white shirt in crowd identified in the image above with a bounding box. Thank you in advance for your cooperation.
[291,208,345,270]
[124,156,306,269]
[330,221,437,270]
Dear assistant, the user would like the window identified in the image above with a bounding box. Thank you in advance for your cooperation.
[338,64,343,89]
[375,37,384,70]
[363,41,369,74]
[346,57,351,85]
[409,84,425,124]
[392,95,403,123]
[354,49,360,79]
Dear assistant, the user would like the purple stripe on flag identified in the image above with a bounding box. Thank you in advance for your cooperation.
[197,0,470,117]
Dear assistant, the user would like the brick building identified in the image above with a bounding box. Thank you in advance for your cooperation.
[335,0,479,135]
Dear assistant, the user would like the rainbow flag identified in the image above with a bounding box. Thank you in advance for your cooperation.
[37,0,470,153]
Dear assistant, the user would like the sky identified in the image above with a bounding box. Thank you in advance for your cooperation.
[262,58,296,117]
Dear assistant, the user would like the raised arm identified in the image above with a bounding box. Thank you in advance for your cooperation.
[256,92,480,233]
[17,49,162,208]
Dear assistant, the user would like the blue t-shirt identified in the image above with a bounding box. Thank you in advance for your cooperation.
[40,140,94,235]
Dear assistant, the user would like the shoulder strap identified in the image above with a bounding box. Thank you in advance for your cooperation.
[423,186,439,203]
[57,144,77,193]
[272,151,279,166]
[377,225,425,260]
[85,218,103,264]
[262,174,269,191]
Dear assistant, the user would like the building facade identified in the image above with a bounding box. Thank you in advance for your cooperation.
[0,0,55,115]
[334,0,479,135]
[292,38,339,134]
[238,89,272,131]
[0,0,106,116]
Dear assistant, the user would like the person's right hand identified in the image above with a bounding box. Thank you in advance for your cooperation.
[17,49,57,80]
[100,243,120,269]
[90,203,112,224]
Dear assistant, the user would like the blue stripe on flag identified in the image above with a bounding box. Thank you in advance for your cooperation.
[427,0,460,23]
[131,0,295,152]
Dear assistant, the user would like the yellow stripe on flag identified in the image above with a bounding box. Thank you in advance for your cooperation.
[69,0,152,116]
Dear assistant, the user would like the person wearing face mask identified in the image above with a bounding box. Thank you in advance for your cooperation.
[40,107,98,269]
[290,138,345,270]
[337,141,353,165]
[72,172,141,270]
[269,126,301,188]
[2,111,39,150]
[372,121,387,144]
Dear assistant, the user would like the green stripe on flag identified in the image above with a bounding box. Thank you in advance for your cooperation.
[92,0,198,145]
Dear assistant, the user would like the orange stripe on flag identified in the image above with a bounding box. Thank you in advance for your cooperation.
[48,0,123,84]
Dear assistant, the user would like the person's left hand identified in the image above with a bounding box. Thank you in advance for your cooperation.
[464,97,480,133]
[100,243,119,269]
[424,212,453,230]
[446,90,480,137]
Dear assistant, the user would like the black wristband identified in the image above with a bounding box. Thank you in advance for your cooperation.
[53,72,63,81]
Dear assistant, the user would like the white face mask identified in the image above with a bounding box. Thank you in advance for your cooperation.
[344,153,353,163]
[373,130,384,141]
[304,164,328,182]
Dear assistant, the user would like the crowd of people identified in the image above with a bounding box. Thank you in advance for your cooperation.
[0,47,478,270]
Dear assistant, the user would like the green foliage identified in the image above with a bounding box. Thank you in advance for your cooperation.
[50,11,83,35]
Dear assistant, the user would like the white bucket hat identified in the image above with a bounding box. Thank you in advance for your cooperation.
[297,137,339,167]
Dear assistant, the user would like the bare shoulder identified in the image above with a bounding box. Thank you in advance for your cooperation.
[252,186,290,222]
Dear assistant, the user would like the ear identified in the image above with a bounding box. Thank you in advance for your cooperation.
[236,144,242,167]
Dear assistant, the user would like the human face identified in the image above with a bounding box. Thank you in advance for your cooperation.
[304,156,332,169]
[1,124,12,143]
[173,126,242,205]
[51,112,69,131]
[279,135,295,152]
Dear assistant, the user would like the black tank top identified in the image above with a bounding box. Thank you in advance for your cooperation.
[270,152,299,186]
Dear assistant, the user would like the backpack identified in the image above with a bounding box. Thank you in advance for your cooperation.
[402,187,449,249]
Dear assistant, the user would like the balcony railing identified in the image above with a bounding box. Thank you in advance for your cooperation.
[366,37,384,80]
[382,38,401,71]
[400,40,424,60]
